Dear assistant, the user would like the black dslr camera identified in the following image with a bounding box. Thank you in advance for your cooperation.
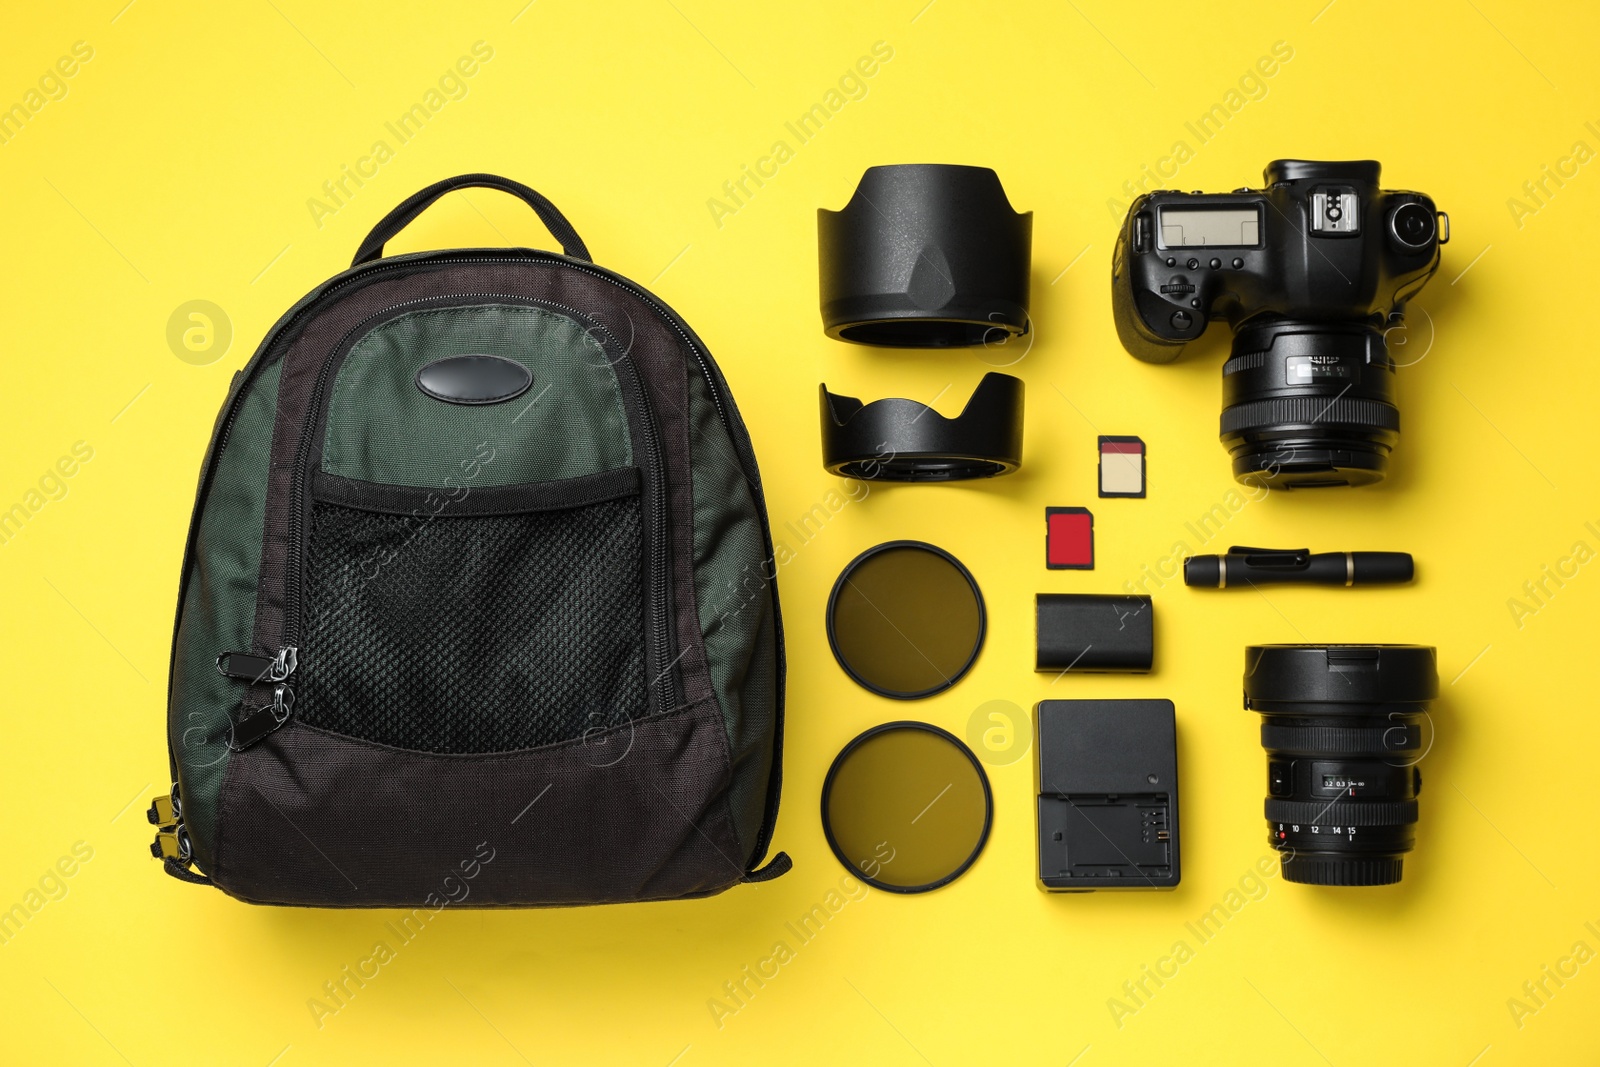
[1111,160,1447,488]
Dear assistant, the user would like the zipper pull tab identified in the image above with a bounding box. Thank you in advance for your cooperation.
[228,683,295,751]
[216,647,298,682]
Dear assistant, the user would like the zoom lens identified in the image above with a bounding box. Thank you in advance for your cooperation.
[1221,319,1400,489]
[1244,644,1437,886]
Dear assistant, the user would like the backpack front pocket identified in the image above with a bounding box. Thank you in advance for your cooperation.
[297,467,648,753]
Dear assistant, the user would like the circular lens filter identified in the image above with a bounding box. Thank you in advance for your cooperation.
[821,721,993,893]
[827,541,986,699]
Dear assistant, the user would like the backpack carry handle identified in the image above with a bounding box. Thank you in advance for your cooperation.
[351,173,592,267]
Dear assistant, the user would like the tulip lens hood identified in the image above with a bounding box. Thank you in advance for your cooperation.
[819,372,1024,481]
[819,164,1032,347]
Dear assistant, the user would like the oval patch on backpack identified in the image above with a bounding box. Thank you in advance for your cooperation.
[415,354,532,405]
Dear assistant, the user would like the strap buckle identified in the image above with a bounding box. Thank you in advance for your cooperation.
[150,825,191,864]
[147,782,181,829]
[147,795,176,828]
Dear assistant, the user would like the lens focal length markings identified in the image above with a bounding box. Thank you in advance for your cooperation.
[1245,644,1437,887]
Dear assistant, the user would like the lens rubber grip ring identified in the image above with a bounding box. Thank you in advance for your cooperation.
[1220,395,1400,436]
[1265,797,1419,827]
[1280,854,1404,887]
[1259,722,1421,757]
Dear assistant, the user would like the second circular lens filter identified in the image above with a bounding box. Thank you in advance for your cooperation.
[822,721,993,893]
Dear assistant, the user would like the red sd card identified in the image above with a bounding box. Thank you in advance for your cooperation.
[1045,507,1094,570]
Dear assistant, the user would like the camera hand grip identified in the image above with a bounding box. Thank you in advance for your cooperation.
[1111,279,1189,363]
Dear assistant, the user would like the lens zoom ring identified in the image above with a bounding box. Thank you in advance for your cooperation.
[1221,396,1400,436]
[1260,722,1421,756]
[1265,798,1419,827]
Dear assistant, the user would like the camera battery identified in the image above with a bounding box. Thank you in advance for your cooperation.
[1034,699,1180,891]
[1034,593,1153,673]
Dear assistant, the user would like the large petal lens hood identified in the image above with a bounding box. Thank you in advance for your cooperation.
[819,372,1024,481]
[819,164,1032,347]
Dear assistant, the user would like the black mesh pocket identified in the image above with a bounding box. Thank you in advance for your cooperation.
[295,476,647,753]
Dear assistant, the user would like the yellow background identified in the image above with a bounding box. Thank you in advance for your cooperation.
[3,1,1598,1063]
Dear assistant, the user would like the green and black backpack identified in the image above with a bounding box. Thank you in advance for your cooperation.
[151,174,788,906]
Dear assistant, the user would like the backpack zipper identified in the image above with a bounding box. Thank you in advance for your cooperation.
[215,647,297,682]
[227,682,295,751]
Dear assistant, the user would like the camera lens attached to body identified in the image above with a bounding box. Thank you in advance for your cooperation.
[819,164,1032,347]
[1245,644,1437,886]
[1221,319,1399,488]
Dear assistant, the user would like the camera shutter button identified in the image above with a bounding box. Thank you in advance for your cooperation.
[1170,310,1193,330]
